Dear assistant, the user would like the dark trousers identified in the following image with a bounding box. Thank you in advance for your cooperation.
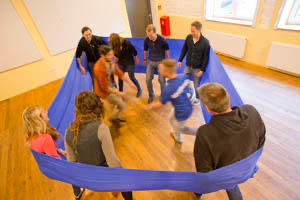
[118,64,141,92]
[72,163,133,200]
[195,185,243,200]
[88,62,95,89]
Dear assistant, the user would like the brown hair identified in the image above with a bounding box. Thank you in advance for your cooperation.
[191,21,202,30]
[198,83,230,113]
[81,26,91,34]
[22,106,61,143]
[98,45,112,56]
[146,24,156,33]
[108,33,123,55]
[67,91,105,154]
[161,59,176,73]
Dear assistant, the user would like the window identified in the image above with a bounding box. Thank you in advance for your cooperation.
[205,0,261,26]
[276,0,300,30]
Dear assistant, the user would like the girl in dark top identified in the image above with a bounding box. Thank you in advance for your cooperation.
[65,91,133,200]
[109,33,142,97]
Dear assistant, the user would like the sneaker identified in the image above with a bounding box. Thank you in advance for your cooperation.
[136,89,142,98]
[75,188,85,200]
[193,99,201,105]
[148,96,154,104]
[170,133,183,144]
[110,118,126,123]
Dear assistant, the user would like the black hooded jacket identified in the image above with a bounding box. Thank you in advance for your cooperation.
[194,105,266,173]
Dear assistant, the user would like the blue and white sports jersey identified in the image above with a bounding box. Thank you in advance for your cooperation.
[160,74,193,121]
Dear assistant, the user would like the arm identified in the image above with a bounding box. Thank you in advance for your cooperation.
[144,39,149,65]
[64,133,77,162]
[148,101,164,110]
[163,39,170,59]
[178,36,189,63]
[43,135,61,159]
[200,43,210,72]
[128,40,139,64]
[98,124,122,168]
[194,133,214,173]
[166,50,170,59]
[76,42,86,74]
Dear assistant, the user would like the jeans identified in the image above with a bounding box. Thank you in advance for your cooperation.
[184,66,201,99]
[106,93,125,120]
[169,109,197,138]
[195,185,243,200]
[88,62,95,89]
[72,163,133,200]
[118,64,141,92]
[146,60,166,97]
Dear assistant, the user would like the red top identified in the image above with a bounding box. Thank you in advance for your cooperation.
[31,134,61,159]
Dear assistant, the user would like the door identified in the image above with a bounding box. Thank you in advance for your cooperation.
[125,0,153,37]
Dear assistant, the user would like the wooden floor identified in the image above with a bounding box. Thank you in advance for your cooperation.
[1,56,300,200]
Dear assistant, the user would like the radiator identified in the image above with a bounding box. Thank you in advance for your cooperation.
[203,30,247,59]
[266,42,300,76]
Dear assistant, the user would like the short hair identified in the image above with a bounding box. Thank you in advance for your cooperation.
[81,26,91,34]
[191,21,202,30]
[161,59,176,73]
[198,83,230,113]
[98,45,112,56]
[146,24,156,33]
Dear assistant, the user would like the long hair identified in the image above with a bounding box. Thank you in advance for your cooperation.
[67,91,105,154]
[108,33,122,56]
[22,106,61,143]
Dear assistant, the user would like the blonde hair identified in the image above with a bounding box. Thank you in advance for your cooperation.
[22,106,60,143]
[146,24,156,33]
[161,59,176,73]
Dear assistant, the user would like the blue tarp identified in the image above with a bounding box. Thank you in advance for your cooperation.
[31,37,261,194]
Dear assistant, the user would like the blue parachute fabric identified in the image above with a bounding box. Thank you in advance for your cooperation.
[31,37,261,193]
[31,147,262,193]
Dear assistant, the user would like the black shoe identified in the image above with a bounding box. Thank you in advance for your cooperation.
[148,96,154,104]
[75,188,85,200]
[136,89,142,98]
[110,118,126,123]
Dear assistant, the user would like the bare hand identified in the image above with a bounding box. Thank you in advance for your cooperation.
[118,91,126,97]
[178,62,182,68]
[58,149,67,157]
[135,57,140,65]
[143,60,147,65]
[197,71,203,78]
[146,104,153,111]
[80,66,86,74]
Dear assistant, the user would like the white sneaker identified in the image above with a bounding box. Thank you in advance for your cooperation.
[170,133,183,144]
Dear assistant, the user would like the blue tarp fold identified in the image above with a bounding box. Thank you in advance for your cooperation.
[31,37,261,193]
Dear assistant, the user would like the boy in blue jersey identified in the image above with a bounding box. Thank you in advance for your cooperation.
[148,59,197,143]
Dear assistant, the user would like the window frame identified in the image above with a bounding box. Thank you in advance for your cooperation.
[205,0,261,27]
[275,0,300,31]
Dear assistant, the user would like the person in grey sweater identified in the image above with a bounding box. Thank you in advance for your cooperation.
[65,91,132,200]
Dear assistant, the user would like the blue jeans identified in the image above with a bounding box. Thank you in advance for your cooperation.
[146,60,166,97]
[195,185,243,200]
[118,64,141,92]
[184,66,201,99]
